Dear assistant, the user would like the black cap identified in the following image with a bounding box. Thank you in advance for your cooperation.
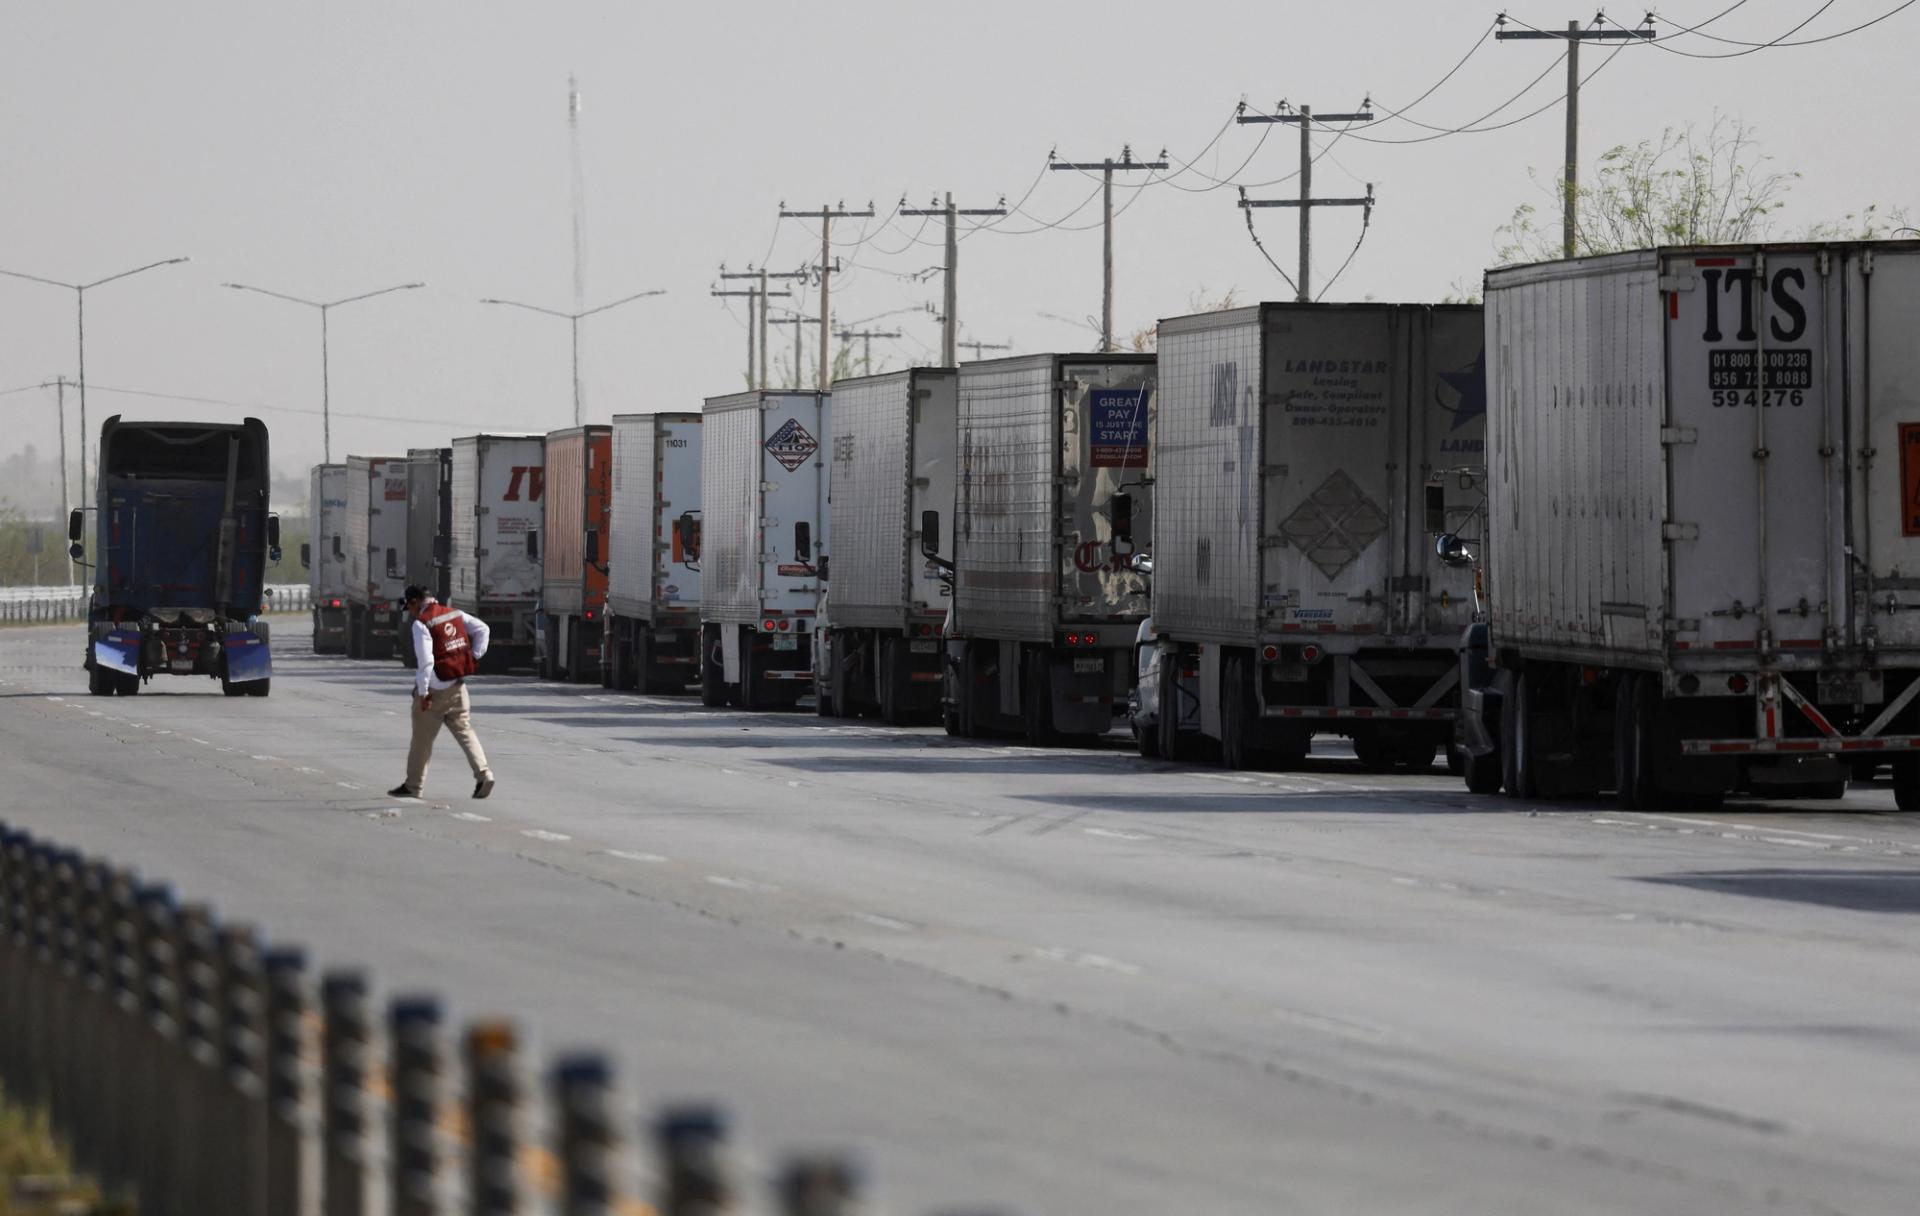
[402,584,429,606]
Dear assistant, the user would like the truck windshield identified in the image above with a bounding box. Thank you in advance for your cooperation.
[104,426,262,482]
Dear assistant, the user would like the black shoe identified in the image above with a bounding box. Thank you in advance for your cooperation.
[388,784,420,799]
[473,773,495,800]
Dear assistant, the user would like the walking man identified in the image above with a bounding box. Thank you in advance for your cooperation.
[389,585,496,799]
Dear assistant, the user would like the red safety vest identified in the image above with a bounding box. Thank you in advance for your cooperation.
[420,601,479,681]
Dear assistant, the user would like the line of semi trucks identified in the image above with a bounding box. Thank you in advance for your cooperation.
[293,240,1920,810]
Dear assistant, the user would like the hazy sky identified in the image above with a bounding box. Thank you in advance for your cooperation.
[2,1,1914,505]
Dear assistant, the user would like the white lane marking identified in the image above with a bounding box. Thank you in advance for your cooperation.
[366,808,402,819]
[294,766,322,775]
[603,850,668,863]
[720,768,742,775]
[451,811,492,823]
[250,754,279,762]
[1083,827,1152,842]
[705,875,777,893]
[787,780,803,788]
[521,829,571,842]
[336,781,362,790]
[1762,836,1829,849]
[1033,946,1142,976]
[1635,814,1854,842]
[855,913,915,932]
[45,695,63,702]
[156,729,173,736]
[87,711,103,717]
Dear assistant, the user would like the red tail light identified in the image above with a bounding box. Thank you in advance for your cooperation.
[778,619,790,631]
[763,619,776,632]
[1261,645,1280,661]
[1300,644,1322,664]
[1728,674,1751,694]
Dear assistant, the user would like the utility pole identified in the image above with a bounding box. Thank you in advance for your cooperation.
[833,328,903,377]
[1236,104,1375,302]
[713,272,794,388]
[899,193,1007,365]
[1496,15,1653,258]
[957,339,1011,361]
[53,376,69,526]
[1047,147,1168,351]
[768,314,822,389]
[719,265,807,389]
[779,202,875,389]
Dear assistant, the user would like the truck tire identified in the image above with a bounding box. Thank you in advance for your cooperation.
[699,627,727,708]
[1352,732,1393,773]
[114,672,141,696]
[828,643,855,719]
[1615,673,1657,810]
[1022,650,1059,748]
[1156,655,1193,762]
[1220,653,1255,770]
[247,678,271,698]
[1502,668,1538,800]
[737,629,765,712]
[88,663,113,697]
[1396,740,1438,771]
[877,637,910,727]
[1463,745,1502,795]
[1894,757,1920,811]
[958,642,991,739]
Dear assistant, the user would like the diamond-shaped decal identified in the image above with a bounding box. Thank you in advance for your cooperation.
[1281,469,1387,580]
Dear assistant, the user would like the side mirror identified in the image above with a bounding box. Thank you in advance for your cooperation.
[527,530,540,561]
[300,542,312,569]
[332,535,343,559]
[1127,552,1154,576]
[270,546,283,564]
[68,542,84,561]
[1110,492,1134,542]
[919,509,941,560]
[385,547,399,577]
[266,514,281,548]
[68,508,84,543]
[794,521,812,562]
[1434,532,1475,568]
[674,512,701,564]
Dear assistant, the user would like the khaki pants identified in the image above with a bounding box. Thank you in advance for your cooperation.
[406,682,490,794]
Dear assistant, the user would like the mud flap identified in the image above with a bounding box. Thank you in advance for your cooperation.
[222,631,273,683]
[92,631,143,676]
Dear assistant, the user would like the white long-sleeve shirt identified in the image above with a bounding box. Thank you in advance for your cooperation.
[411,607,491,697]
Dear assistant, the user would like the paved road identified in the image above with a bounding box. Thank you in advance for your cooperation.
[4,621,1919,1214]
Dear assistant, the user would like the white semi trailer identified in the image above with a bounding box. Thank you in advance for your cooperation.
[342,454,410,660]
[816,367,957,724]
[698,390,830,710]
[304,463,349,654]
[605,411,702,693]
[1147,303,1485,769]
[943,353,1155,745]
[448,433,546,672]
[1459,241,1920,808]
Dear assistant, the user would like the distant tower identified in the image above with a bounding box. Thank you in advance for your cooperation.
[569,75,588,414]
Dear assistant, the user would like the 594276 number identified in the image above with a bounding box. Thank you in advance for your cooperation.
[1712,389,1805,408]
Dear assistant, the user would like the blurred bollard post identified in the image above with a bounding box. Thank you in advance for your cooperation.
[47,850,80,1150]
[554,1053,615,1216]
[266,946,317,1216]
[777,1155,863,1216]
[465,1020,521,1216]
[390,995,445,1216]
[220,922,271,1216]
[25,843,55,1113]
[134,883,181,1216]
[655,1105,735,1216]
[0,829,23,1115]
[174,902,223,1216]
[100,867,143,1201]
[70,859,112,1177]
[323,970,374,1216]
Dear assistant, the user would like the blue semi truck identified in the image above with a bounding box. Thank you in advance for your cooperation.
[69,415,281,697]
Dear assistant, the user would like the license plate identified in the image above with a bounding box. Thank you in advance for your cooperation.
[771,635,799,651]
[910,639,938,653]
[1073,656,1104,674]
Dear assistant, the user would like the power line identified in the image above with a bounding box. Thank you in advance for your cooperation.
[778,202,876,389]
[900,193,1007,364]
[1645,0,1916,56]
[1237,105,1377,302]
[1046,147,1168,350]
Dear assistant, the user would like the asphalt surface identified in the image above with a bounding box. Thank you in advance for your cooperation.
[4,621,1919,1214]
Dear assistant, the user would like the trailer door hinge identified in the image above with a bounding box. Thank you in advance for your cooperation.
[910,477,930,488]
[474,506,489,516]
[1663,521,1699,542]
[1660,426,1698,446]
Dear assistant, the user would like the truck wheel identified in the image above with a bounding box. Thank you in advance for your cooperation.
[959,642,993,739]
[1220,654,1261,771]
[114,672,141,696]
[87,663,113,697]
[877,637,910,727]
[1502,668,1538,800]
[1893,757,1920,811]
[737,630,764,712]
[1022,650,1059,748]
[1156,655,1193,762]
[247,678,271,698]
[1396,739,1439,771]
[699,627,727,708]
[600,631,618,689]
[1463,746,1502,795]
[1352,732,1392,773]
[828,642,854,719]
[1615,673,1652,809]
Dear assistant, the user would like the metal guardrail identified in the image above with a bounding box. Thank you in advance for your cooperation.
[0,823,998,1216]
[0,584,311,624]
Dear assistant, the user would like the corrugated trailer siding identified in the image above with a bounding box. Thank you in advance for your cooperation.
[345,457,374,599]
[1860,249,1920,652]
[543,431,585,616]
[1157,309,1264,642]
[451,441,480,601]
[608,415,653,620]
[830,372,913,630]
[955,356,1057,642]
[308,465,348,604]
[700,394,763,623]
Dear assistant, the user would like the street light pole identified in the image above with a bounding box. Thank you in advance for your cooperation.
[479,288,667,426]
[0,256,191,506]
[223,279,426,462]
